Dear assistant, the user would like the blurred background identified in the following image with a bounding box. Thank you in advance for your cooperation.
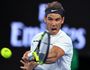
[0,0,90,70]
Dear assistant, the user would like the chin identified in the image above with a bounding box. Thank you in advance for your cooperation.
[51,30,58,35]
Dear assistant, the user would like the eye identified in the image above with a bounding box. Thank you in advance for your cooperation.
[48,17,53,21]
[55,18,61,21]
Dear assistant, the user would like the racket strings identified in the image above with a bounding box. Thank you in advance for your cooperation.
[34,31,50,64]
[35,32,46,54]
[43,32,50,63]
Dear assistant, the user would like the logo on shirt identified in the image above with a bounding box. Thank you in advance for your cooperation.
[33,40,52,45]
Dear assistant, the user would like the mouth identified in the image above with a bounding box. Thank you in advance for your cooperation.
[51,28,57,31]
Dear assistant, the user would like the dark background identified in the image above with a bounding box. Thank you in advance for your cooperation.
[0,0,90,70]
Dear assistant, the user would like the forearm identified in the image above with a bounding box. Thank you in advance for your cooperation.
[47,52,57,58]
[45,46,65,64]
[45,52,58,64]
[45,57,57,64]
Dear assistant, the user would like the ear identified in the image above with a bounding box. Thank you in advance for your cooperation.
[61,17,65,24]
[44,17,47,23]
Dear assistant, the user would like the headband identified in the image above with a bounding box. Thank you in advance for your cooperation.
[45,8,64,17]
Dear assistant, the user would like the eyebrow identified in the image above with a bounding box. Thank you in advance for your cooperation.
[47,17,52,19]
[47,16,61,19]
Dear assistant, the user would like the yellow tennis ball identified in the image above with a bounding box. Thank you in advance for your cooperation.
[0,47,12,59]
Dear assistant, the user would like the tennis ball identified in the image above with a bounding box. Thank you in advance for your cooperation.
[0,47,12,59]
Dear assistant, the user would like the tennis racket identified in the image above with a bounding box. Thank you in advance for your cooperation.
[32,31,50,64]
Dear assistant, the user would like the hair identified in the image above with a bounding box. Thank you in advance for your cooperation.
[45,1,65,17]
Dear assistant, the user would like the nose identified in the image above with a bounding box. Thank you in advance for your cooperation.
[52,20,57,26]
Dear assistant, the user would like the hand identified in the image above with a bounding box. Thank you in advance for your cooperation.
[22,51,30,62]
[20,60,38,70]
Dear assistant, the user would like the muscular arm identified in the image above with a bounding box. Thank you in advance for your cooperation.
[45,45,65,64]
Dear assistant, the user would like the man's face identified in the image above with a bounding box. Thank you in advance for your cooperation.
[44,13,64,35]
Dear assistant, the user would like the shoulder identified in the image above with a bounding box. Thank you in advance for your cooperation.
[53,30,73,53]
[59,30,72,43]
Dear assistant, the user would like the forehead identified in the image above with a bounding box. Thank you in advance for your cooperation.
[47,13,62,18]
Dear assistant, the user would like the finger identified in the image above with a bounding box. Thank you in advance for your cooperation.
[22,58,30,63]
[22,55,30,63]
[22,56,28,60]
[29,61,38,67]
[20,66,27,70]
[20,60,26,65]
[22,51,30,60]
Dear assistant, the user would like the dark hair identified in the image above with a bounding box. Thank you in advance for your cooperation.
[45,1,65,17]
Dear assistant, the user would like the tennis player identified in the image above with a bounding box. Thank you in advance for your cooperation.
[20,1,73,70]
